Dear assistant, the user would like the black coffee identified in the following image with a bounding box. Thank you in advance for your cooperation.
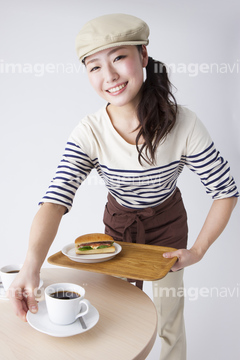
[49,291,80,300]
[6,270,20,274]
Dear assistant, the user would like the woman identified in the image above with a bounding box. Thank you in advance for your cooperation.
[8,14,238,360]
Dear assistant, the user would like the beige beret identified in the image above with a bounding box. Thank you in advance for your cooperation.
[75,13,149,62]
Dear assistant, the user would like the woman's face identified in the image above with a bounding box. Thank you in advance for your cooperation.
[85,45,148,108]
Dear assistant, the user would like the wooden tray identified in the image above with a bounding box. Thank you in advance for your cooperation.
[47,241,178,281]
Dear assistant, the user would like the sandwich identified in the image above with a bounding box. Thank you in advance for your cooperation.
[75,233,115,255]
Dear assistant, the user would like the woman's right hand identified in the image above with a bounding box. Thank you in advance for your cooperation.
[7,203,66,321]
[7,265,40,322]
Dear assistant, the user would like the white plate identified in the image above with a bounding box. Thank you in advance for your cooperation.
[62,243,122,263]
[0,278,43,300]
[27,301,99,337]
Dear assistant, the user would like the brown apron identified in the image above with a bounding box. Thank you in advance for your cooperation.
[103,188,188,289]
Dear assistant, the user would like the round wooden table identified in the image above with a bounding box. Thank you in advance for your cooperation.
[1,268,157,360]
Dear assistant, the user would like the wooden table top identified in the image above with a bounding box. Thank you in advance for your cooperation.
[48,241,177,281]
[1,268,157,360]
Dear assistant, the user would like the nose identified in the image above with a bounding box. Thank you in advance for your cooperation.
[104,63,119,83]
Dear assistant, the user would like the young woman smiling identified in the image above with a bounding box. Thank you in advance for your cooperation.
[8,14,238,360]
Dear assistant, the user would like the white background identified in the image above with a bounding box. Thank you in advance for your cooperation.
[0,0,239,359]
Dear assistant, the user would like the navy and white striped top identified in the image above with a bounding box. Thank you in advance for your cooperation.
[40,105,239,211]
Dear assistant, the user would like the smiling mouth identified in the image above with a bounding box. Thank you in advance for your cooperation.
[107,82,128,93]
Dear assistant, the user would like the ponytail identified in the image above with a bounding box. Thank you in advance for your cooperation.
[136,54,178,165]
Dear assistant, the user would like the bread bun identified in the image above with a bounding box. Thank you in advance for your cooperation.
[75,233,114,244]
[75,246,115,255]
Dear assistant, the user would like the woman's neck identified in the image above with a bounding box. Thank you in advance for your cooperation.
[106,103,143,145]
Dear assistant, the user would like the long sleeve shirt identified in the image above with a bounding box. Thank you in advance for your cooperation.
[39,105,239,211]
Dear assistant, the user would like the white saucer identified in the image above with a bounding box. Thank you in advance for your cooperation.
[62,242,122,263]
[27,301,99,337]
[0,282,8,300]
[0,279,44,300]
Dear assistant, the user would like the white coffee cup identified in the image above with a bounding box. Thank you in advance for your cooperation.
[45,283,90,325]
[0,264,23,291]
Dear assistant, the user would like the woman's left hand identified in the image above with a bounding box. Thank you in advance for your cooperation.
[163,248,203,272]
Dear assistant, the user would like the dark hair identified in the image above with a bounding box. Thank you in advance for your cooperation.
[136,49,178,165]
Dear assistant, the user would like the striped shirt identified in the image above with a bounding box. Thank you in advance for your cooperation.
[40,105,239,211]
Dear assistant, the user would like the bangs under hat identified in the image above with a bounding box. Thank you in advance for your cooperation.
[75,13,149,62]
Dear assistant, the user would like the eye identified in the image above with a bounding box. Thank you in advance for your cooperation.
[114,55,126,62]
[90,66,100,72]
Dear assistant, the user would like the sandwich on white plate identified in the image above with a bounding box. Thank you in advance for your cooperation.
[75,233,115,255]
